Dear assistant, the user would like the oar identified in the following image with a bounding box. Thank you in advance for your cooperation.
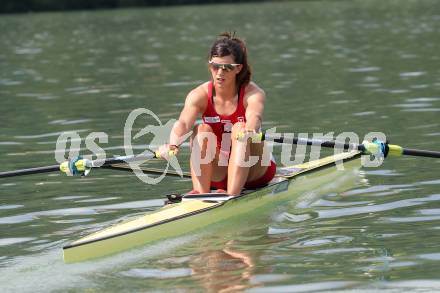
[261,133,440,158]
[103,164,191,178]
[0,153,161,178]
[0,164,61,178]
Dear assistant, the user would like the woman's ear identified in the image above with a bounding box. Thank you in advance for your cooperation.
[236,64,243,74]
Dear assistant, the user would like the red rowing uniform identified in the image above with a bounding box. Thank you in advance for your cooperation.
[202,80,246,151]
[201,80,276,190]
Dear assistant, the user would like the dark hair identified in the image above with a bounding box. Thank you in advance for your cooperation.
[209,32,251,87]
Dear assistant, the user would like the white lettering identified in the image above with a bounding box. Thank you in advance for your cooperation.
[84,132,108,166]
[55,131,82,163]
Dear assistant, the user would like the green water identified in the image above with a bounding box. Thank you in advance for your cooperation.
[1,1,440,291]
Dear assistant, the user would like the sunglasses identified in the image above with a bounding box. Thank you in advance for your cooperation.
[208,60,241,71]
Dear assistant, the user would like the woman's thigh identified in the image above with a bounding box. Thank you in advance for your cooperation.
[247,141,272,182]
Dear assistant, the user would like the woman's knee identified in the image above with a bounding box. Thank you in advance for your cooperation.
[191,123,214,141]
[191,123,217,152]
[192,123,214,136]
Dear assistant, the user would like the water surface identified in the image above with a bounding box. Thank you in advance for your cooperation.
[1,1,440,292]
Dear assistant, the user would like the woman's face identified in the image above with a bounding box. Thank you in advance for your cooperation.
[208,55,242,89]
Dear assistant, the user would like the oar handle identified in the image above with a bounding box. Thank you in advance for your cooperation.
[59,150,178,176]
[154,149,177,159]
[59,153,161,176]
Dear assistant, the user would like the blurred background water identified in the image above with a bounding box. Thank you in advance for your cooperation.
[1,0,440,291]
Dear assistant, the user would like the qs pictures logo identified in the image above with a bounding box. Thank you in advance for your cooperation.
[55,108,189,184]
[124,108,189,184]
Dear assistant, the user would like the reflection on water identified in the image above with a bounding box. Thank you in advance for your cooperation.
[190,243,255,292]
[1,0,440,291]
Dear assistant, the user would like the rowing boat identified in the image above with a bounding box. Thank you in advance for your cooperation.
[63,150,362,263]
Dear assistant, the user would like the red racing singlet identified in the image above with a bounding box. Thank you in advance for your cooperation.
[202,81,246,151]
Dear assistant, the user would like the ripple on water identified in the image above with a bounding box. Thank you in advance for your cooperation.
[418,253,440,261]
[294,235,353,248]
[360,261,418,273]
[0,79,22,86]
[76,197,120,203]
[356,256,395,263]
[14,129,89,139]
[374,88,409,94]
[399,71,426,78]
[311,199,372,207]
[26,239,66,252]
[385,280,440,290]
[402,108,440,112]
[418,208,440,215]
[406,97,440,102]
[163,80,203,87]
[0,198,163,224]
[50,218,94,224]
[248,281,358,293]
[347,67,381,72]
[120,268,192,279]
[352,111,376,116]
[14,48,42,55]
[48,119,92,125]
[362,169,403,176]
[311,247,370,255]
[393,103,433,109]
[0,204,23,210]
[359,83,381,88]
[318,194,440,219]
[375,233,407,239]
[382,215,440,223]
[0,237,36,246]
[36,95,57,100]
[393,97,440,112]
[0,214,36,224]
[410,84,430,89]
[250,274,292,284]
[425,132,440,136]
[53,195,90,200]
[138,62,161,68]
[0,142,23,145]
[342,184,414,196]
[419,179,440,185]
[328,90,345,95]
[1,183,18,187]
[330,99,355,104]
[274,212,314,223]
[267,227,299,235]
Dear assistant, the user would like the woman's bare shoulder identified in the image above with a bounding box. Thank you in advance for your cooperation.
[245,82,266,96]
[185,82,210,111]
[243,82,266,108]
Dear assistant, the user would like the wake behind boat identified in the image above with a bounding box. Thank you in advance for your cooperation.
[62,150,361,263]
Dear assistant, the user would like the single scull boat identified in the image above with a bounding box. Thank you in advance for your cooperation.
[62,150,361,263]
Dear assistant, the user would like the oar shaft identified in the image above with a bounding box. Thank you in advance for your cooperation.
[0,165,60,178]
[0,153,158,179]
[88,154,157,167]
[264,133,440,158]
[402,148,440,158]
[103,164,192,178]
[266,134,365,151]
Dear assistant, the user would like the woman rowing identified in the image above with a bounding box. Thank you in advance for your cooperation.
[158,32,276,196]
